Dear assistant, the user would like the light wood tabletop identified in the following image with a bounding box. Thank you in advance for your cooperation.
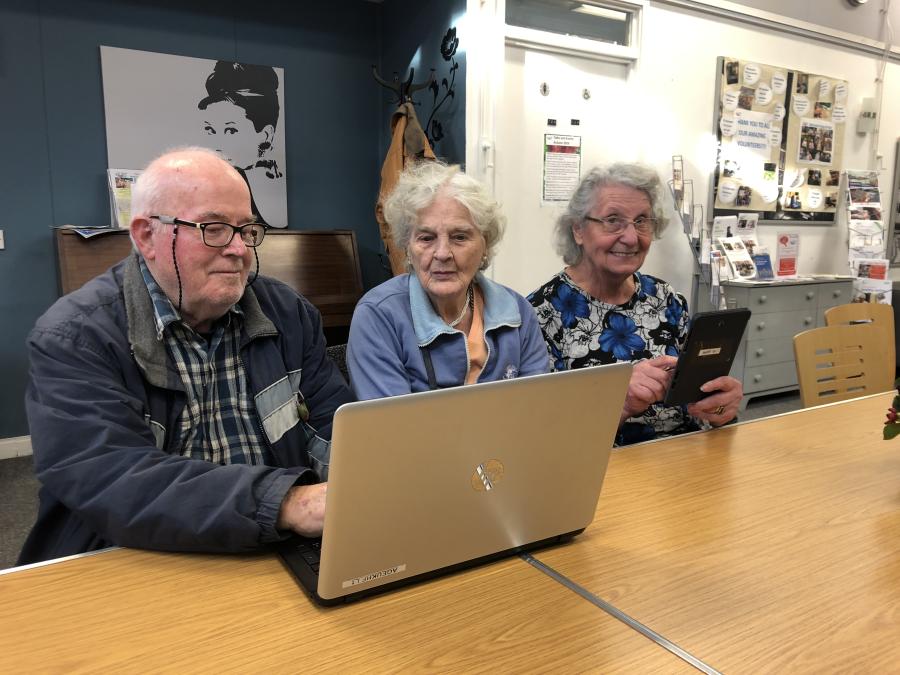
[533,392,900,673]
[0,547,689,673]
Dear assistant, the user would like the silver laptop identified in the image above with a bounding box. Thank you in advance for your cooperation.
[278,362,632,605]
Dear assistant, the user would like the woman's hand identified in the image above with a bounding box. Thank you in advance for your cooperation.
[687,376,743,426]
[621,356,678,423]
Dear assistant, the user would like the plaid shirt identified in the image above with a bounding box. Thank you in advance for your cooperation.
[138,256,272,465]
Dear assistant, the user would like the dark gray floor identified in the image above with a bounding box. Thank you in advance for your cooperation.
[0,391,802,572]
[0,456,39,570]
[740,390,803,421]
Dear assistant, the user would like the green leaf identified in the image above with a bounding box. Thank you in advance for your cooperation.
[884,424,900,440]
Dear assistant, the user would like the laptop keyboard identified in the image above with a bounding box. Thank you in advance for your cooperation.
[285,538,322,575]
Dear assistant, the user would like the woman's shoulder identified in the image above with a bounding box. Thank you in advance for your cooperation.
[635,272,684,301]
[357,274,411,308]
[526,270,569,306]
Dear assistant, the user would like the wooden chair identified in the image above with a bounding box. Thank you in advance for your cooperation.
[793,322,894,408]
[824,302,895,378]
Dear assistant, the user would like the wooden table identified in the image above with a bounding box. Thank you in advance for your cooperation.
[533,392,900,673]
[0,549,687,672]
[4,394,897,672]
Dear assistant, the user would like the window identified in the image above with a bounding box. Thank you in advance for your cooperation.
[503,0,646,63]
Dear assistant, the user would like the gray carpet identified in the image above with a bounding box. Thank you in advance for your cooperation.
[741,391,803,421]
[0,456,39,570]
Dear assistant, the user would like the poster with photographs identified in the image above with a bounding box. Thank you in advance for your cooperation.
[100,46,288,228]
[712,56,847,223]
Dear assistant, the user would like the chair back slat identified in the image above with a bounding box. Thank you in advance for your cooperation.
[824,302,895,378]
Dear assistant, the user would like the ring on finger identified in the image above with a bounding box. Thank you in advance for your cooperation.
[713,404,725,415]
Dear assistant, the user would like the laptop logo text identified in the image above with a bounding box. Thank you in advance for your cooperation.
[471,459,504,491]
[342,563,407,589]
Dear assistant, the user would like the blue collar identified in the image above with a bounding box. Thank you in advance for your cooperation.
[409,272,522,346]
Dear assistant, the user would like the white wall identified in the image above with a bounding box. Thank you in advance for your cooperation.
[479,1,900,301]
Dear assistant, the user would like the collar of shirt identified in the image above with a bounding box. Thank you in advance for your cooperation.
[136,254,243,340]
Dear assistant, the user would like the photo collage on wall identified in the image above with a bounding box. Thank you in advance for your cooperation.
[712,57,848,222]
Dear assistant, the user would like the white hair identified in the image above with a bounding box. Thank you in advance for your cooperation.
[384,160,506,270]
[554,162,669,266]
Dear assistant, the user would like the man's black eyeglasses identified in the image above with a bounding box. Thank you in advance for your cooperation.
[150,215,267,248]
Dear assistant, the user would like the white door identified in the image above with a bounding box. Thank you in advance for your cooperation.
[491,45,636,296]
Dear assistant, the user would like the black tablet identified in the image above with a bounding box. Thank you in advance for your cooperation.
[663,308,751,406]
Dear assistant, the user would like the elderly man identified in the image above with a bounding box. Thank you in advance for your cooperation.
[18,147,352,565]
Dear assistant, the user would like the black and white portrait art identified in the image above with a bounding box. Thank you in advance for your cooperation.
[101,46,288,228]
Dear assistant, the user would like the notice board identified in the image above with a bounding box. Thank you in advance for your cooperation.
[711,56,848,223]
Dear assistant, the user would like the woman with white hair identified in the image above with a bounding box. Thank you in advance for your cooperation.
[529,162,743,445]
[348,161,549,399]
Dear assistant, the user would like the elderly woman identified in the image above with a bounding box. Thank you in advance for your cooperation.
[348,161,549,399]
[528,162,743,445]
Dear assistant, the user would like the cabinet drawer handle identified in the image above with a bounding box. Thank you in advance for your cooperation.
[757,321,766,330]
[806,292,815,300]
[804,316,813,325]
[756,348,765,357]
[754,374,763,382]
[833,290,842,298]
[758,295,767,304]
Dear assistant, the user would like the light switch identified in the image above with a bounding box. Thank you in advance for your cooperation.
[0,229,5,249]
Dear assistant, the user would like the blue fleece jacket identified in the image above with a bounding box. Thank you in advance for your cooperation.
[347,273,550,400]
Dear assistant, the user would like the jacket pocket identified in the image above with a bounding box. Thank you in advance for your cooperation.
[255,373,302,444]
[145,414,166,450]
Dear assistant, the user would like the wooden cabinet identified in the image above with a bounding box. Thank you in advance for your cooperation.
[55,228,364,328]
[716,278,854,408]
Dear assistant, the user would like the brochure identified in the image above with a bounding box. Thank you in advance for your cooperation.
[718,236,756,279]
[752,252,775,280]
[853,258,888,280]
[710,249,733,281]
[736,212,758,241]
[775,232,799,278]
[712,215,737,241]
[107,169,142,229]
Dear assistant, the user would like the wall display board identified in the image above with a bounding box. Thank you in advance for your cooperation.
[711,57,848,224]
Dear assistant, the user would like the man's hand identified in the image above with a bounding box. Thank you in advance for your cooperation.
[621,356,678,424]
[687,375,743,426]
[277,483,327,537]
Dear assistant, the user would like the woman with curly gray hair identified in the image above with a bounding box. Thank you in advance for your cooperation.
[528,162,743,445]
[348,161,549,399]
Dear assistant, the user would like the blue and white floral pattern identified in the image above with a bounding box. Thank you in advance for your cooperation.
[528,271,699,445]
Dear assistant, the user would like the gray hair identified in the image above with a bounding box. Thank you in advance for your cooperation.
[384,160,506,269]
[554,162,669,266]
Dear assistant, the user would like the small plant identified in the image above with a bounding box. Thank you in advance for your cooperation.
[883,378,900,440]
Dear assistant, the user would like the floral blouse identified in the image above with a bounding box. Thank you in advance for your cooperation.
[528,270,701,445]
